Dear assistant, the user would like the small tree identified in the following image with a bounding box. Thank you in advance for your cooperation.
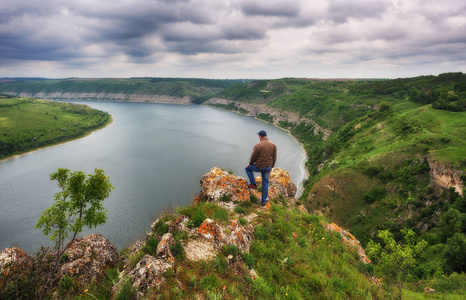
[35,168,113,280]
[367,229,427,299]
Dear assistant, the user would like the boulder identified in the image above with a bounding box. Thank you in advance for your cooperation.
[58,234,119,283]
[0,247,30,274]
[129,254,172,290]
[156,233,175,261]
[228,219,252,252]
[199,167,297,204]
[198,219,225,248]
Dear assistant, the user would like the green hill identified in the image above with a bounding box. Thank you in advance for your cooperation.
[218,73,466,281]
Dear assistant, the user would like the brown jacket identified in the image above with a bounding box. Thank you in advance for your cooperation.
[249,137,277,168]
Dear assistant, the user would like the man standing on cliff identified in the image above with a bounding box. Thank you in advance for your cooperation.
[246,130,277,206]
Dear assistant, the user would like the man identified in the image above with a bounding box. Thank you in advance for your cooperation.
[245,130,277,206]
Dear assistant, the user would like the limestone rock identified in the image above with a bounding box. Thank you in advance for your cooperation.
[200,167,250,202]
[129,254,172,290]
[58,234,119,284]
[156,233,174,261]
[427,156,464,196]
[198,219,225,248]
[0,247,30,273]
[184,239,217,262]
[199,167,297,204]
[228,219,252,252]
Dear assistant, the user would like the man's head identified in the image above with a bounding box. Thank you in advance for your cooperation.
[257,130,267,137]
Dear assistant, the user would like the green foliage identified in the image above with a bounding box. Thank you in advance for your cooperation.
[200,274,221,290]
[240,252,256,269]
[443,233,466,273]
[35,168,113,279]
[367,229,428,298]
[170,241,186,261]
[222,244,240,260]
[143,237,159,256]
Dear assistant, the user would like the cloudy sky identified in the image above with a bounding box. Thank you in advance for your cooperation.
[0,0,465,79]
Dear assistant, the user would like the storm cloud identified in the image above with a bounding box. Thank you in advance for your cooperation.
[0,0,465,78]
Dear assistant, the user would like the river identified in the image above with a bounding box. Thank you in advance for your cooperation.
[0,101,307,253]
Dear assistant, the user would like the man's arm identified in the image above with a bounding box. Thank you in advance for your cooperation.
[249,144,260,165]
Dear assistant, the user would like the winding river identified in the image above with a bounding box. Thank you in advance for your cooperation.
[0,101,307,253]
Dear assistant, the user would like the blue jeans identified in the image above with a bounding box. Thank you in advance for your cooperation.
[245,164,272,205]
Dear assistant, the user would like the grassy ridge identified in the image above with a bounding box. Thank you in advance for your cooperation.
[0,95,111,159]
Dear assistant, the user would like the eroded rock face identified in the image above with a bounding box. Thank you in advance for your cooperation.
[228,219,252,252]
[324,223,371,264]
[129,254,172,290]
[0,247,30,273]
[59,234,119,284]
[199,167,297,203]
[198,218,226,248]
[427,156,464,196]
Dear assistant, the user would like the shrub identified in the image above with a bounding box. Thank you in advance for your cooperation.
[222,244,240,260]
[170,241,186,261]
[143,237,159,256]
[200,274,221,290]
[212,208,228,222]
[254,225,269,240]
[239,218,248,226]
[241,252,256,269]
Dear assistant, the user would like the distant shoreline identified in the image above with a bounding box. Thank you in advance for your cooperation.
[0,114,113,162]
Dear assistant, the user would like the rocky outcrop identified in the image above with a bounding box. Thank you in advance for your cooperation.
[3,91,192,105]
[206,98,331,139]
[198,167,297,203]
[0,247,30,274]
[0,167,370,298]
[324,223,371,264]
[427,156,464,196]
[58,234,119,284]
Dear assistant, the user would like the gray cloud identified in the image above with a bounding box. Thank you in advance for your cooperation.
[240,0,301,17]
[0,0,465,78]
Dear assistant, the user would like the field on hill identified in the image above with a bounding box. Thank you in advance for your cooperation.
[0,95,111,159]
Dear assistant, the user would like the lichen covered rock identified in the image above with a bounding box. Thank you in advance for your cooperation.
[199,167,297,203]
[0,247,30,274]
[59,234,119,283]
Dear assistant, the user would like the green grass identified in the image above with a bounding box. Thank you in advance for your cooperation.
[0,97,111,159]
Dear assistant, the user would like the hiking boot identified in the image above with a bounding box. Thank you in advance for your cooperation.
[248,184,257,189]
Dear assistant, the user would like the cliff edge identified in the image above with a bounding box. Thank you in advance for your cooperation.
[1,167,376,299]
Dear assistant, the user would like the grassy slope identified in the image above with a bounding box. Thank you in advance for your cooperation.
[0,96,111,159]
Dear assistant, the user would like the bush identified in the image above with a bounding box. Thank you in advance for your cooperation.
[143,237,159,256]
[222,244,240,260]
[170,241,186,261]
[443,233,466,273]
[254,225,269,240]
[241,252,256,269]
[200,274,221,290]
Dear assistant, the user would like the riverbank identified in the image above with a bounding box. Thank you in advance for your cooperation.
[0,98,113,161]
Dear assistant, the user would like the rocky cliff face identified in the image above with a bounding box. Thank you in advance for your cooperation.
[426,156,464,196]
[1,167,369,298]
[206,98,332,139]
[3,91,192,105]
